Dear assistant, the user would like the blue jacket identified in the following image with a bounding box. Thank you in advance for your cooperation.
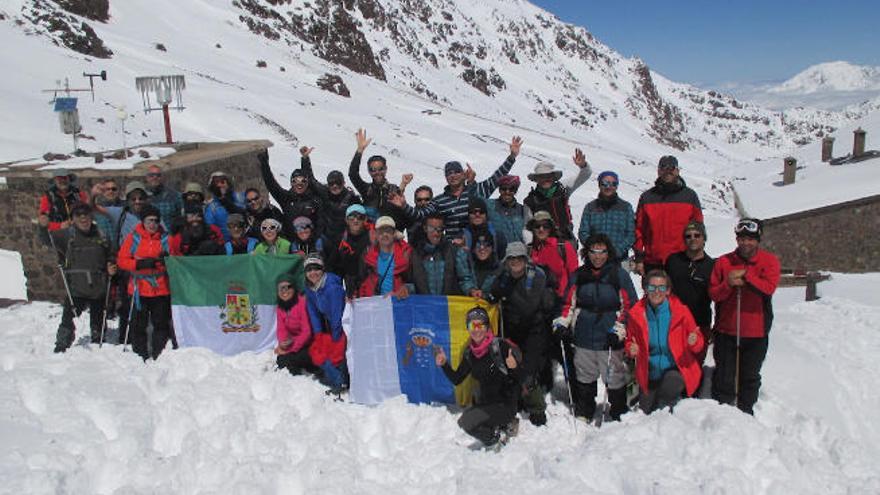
[410,241,475,295]
[205,191,246,242]
[306,272,346,341]
[578,195,635,262]
[487,198,526,244]
[572,263,637,350]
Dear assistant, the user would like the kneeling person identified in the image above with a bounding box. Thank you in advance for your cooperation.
[274,272,314,375]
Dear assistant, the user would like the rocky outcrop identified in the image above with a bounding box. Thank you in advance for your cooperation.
[55,0,109,22]
[627,61,688,150]
[19,0,112,58]
[317,73,351,97]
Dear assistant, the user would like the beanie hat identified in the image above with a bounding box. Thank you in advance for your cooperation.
[658,156,678,169]
[327,170,345,184]
[290,169,306,180]
[345,204,367,217]
[597,171,619,183]
[226,213,245,226]
[468,196,487,213]
[71,203,92,217]
[444,161,464,176]
[304,254,324,271]
[276,271,298,288]
[503,241,528,261]
[684,221,707,240]
[466,307,490,326]
[139,204,160,221]
[497,175,521,189]
[293,216,313,229]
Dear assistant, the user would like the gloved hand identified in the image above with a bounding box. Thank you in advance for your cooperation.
[553,320,573,344]
[607,332,624,350]
[613,321,627,340]
[135,258,159,270]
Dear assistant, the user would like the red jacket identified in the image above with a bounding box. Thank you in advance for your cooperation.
[530,236,579,298]
[634,179,702,266]
[168,225,225,256]
[117,223,171,298]
[625,296,704,396]
[357,240,412,297]
[709,248,780,339]
[40,188,89,231]
[276,297,312,354]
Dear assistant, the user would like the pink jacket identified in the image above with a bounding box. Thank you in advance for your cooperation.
[276,297,312,354]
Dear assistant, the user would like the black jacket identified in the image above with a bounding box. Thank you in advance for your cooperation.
[40,224,112,300]
[260,154,326,238]
[665,251,715,328]
[524,183,574,241]
[442,338,523,406]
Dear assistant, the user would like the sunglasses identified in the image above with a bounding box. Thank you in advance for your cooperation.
[499,186,517,192]
[658,164,678,171]
[305,265,324,273]
[735,220,760,235]
[227,223,244,229]
[347,213,366,221]
[261,225,279,232]
[278,283,294,291]
[291,178,308,185]
[469,209,486,215]
[143,217,160,225]
[599,181,618,188]
[377,227,395,234]
[328,181,344,187]
[368,167,386,174]
[475,241,492,249]
[646,284,668,293]
[246,197,261,203]
[468,320,487,331]
[146,172,162,178]
[213,177,229,183]
[105,187,118,192]
[129,195,147,202]
[685,233,703,240]
[534,223,552,231]
[295,224,313,232]
[589,248,608,255]
[425,225,443,233]
[415,196,432,203]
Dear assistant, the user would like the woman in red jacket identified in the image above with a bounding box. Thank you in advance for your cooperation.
[527,210,578,299]
[625,269,704,413]
[117,205,172,360]
[274,272,314,375]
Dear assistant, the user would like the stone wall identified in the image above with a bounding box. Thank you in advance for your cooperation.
[761,194,880,273]
[0,140,272,301]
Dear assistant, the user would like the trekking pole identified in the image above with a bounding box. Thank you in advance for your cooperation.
[558,340,577,431]
[597,348,613,428]
[734,287,742,408]
[47,230,77,310]
[98,276,113,348]
[122,294,135,352]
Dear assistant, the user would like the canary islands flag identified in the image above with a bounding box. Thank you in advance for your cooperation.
[347,295,499,406]
[166,254,303,356]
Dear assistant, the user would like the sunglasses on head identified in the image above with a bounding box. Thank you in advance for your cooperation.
[646,284,668,293]
[599,180,618,188]
[735,220,760,235]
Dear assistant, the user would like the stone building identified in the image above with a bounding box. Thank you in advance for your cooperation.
[0,140,272,301]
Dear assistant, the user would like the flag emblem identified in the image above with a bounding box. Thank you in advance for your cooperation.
[220,291,259,333]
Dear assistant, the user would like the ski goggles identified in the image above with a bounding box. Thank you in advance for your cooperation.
[735,219,761,236]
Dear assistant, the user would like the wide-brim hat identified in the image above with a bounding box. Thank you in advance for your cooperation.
[503,241,529,261]
[527,162,562,182]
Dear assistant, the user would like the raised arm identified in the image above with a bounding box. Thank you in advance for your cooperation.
[560,148,592,192]
[300,147,330,199]
[258,151,292,206]
[348,129,372,197]
[475,136,521,198]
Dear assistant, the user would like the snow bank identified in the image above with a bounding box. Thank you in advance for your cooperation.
[1,274,879,494]
[0,249,27,300]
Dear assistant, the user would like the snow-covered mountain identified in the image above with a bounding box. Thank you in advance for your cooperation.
[768,61,880,94]
[0,0,867,169]
[728,61,880,111]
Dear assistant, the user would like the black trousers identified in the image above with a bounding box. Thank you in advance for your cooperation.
[458,402,517,446]
[55,297,106,352]
[130,296,172,360]
[276,348,314,375]
[712,333,768,415]
[639,369,685,414]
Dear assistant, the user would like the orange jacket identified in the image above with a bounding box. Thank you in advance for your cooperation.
[118,223,171,299]
[625,295,704,396]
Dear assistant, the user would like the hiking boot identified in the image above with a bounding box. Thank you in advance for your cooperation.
[529,411,547,426]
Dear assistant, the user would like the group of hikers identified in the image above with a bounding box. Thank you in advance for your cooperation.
[37,130,781,449]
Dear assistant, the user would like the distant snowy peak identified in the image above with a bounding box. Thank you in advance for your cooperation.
[769,61,880,94]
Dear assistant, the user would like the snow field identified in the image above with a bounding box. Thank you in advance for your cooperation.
[2,274,879,494]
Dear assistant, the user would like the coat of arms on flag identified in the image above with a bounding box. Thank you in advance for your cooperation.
[220,284,259,333]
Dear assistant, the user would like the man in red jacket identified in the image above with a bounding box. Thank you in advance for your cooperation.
[708,218,780,414]
[633,156,703,274]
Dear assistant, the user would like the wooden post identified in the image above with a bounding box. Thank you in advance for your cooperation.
[162,103,173,144]
[853,128,866,158]
[805,272,820,301]
[821,136,835,162]
[783,157,797,185]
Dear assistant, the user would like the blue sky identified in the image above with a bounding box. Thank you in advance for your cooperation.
[530,1,880,88]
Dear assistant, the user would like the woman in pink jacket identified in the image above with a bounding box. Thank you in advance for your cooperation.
[274,272,313,375]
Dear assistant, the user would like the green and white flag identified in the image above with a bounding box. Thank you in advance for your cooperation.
[166,254,303,356]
